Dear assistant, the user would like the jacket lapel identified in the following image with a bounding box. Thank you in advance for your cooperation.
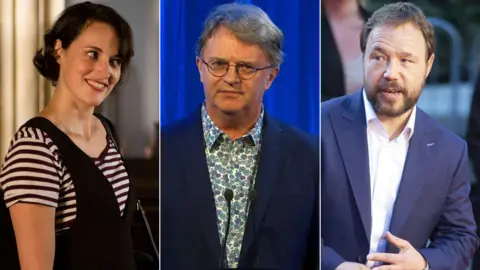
[181,112,221,258]
[330,91,372,242]
[239,114,287,265]
[387,110,433,252]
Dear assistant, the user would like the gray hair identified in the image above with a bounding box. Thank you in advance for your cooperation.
[195,3,284,67]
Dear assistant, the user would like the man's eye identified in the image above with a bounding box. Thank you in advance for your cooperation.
[239,64,254,70]
[210,62,227,68]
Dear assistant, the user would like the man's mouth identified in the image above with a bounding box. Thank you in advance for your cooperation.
[219,90,242,95]
[381,88,403,94]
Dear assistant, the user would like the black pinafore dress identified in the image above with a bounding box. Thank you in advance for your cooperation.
[0,116,137,270]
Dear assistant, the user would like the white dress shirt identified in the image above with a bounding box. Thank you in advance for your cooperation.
[362,90,417,267]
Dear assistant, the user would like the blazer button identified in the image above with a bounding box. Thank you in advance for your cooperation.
[357,255,366,264]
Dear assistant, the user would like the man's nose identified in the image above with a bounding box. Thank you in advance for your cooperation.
[223,65,240,84]
[383,61,400,81]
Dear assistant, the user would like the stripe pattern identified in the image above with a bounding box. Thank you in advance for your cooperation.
[0,126,130,232]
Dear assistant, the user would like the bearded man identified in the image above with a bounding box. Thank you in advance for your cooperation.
[321,2,479,270]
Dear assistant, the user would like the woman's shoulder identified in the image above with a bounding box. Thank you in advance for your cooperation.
[4,123,62,165]
[10,123,43,142]
[10,122,57,146]
[0,124,64,209]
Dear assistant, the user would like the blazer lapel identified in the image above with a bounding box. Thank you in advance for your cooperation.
[387,110,433,252]
[239,114,287,264]
[330,91,372,242]
[181,112,221,258]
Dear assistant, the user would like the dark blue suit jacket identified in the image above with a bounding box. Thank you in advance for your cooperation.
[321,91,479,270]
[161,109,319,270]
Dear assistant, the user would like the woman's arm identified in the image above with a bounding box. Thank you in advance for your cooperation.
[0,127,62,270]
[10,203,55,270]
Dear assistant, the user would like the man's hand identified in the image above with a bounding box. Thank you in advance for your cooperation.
[367,232,427,270]
[335,262,369,270]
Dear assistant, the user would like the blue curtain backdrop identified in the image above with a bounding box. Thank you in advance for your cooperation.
[160,0,319,134]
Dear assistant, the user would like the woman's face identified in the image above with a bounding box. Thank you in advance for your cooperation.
[55,21,123,108]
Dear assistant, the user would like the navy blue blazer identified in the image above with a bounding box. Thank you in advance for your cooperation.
[321,91,479,270]
[161,109,319,270]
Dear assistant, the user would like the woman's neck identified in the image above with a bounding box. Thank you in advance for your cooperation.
[40,87,96,138]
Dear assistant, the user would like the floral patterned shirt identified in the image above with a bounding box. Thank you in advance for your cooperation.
[201,104,263,268]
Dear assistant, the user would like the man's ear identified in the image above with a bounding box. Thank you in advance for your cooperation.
[425,53,435,78]
[264,66,279,90]
[196,57,205,83]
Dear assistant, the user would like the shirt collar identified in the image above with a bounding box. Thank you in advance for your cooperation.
[201,103,264,149]
[362,89,416,140]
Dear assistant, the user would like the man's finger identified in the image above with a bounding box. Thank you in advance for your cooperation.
[385,231,410,249]
[373,265,403,270]
[367,252,402,264]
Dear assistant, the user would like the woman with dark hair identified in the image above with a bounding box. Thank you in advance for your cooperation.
[0,1,136,269]
[321,0,370,101]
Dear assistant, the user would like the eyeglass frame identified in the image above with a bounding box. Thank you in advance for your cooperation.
[199,58,275,80]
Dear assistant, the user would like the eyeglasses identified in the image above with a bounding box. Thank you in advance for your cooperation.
[200,59,274,80]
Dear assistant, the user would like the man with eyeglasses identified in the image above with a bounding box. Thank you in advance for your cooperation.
[161,3,318,270]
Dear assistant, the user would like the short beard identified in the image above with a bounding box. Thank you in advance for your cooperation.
[365,79,423,118]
